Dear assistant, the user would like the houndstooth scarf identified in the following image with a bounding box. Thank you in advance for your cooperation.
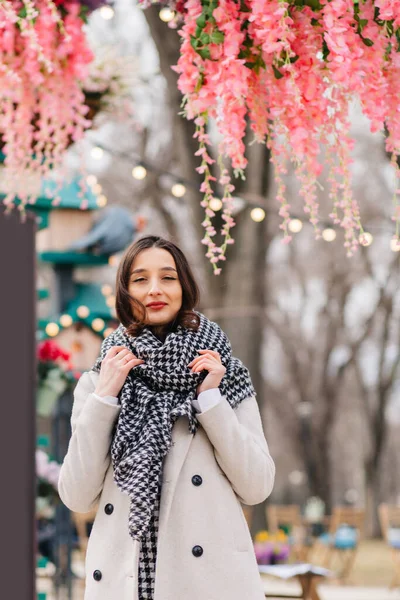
[92,312,255,596]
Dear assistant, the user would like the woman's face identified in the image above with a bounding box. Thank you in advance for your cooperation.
[128,248,183,326]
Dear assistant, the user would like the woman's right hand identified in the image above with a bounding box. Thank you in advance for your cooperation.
[94,346,144,398]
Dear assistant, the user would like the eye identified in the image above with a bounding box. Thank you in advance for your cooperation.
[132,277,145,283]
[163,277,176,281]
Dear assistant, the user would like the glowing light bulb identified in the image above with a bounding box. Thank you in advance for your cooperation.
[86,175,97,187]
[97,195,107,207]
[171,183,186,198]
[288,219,303,233]
[100,5,114,20]
[132,165,147,180]
[250,207,265,222]
[92,318,105,332]
[159,7,175,22]
[390,238,400,252]
[360,232,373,246]
[60,314,73,328]
[77,305,90,318]
[322,228,337,242]
[101,284,113,296]
[46,322,59,337]
[91,146,104,160]
[209,198,223,211]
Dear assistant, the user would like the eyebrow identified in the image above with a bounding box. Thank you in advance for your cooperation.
[130,266,177,275]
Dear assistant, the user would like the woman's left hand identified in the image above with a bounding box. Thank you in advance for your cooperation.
[188,349,226,395]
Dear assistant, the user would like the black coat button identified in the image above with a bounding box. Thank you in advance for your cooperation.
[191,475,203,486]
[93,570,102,581]
[192,545,203,557]
[104,503,114,515]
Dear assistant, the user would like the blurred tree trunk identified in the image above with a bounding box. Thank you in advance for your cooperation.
[144,8,273,533]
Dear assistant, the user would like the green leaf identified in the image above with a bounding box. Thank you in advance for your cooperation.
[210,30,225,44]
[190,35,200,50]
[322,38,330,60]
[198,47,211,60]
[196,14,206,28]
[18,7,28,18]
[361,36,374,47]
[272,64,284,79]
[195,26,202,37]
[200,32,210,44]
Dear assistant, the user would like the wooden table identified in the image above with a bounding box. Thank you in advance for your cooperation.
[260,564,332,600]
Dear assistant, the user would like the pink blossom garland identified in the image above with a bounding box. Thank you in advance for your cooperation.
[0,1,96,213]
[164,0,400,269]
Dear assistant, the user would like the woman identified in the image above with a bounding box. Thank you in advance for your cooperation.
[58,235,275,600]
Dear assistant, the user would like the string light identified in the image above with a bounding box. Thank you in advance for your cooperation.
[132,165,147,180]
[250,207,265,222]
[108,256,118,266]
[99,5,114,19]
[101,284,113,296]
[86,175,97,187]
[106,296,116,308]
[171,182,186,198]
[97,194,108,207]
[92,318,105,332]
[288,219,303,233]
[360,232,373,246]
[104,327,115,338]
[322,228,337,242]
[60,314,73,327]
[209,198,223,211]
[92,183,102,195]
[46,322,59,337]
[77,305,90,318]
[159,7,175,22]
[90,146,104,160]
[390,238,400,252]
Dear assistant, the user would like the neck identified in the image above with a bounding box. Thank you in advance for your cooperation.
[148,320,177,342]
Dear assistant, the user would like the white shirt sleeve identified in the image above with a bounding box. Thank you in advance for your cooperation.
[192,388,222,414]
[92,392,119,406]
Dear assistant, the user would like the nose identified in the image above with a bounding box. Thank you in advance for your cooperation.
[148,278,162,296]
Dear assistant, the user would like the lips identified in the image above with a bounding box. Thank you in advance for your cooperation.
[146,302,167,309]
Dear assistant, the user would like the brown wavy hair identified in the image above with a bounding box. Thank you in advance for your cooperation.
[115,235,201,337]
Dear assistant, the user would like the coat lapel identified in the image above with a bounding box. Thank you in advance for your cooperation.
[160,417,194,527]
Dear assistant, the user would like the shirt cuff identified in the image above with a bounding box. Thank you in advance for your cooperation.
[192,388,222,414]
[92,392,119,406]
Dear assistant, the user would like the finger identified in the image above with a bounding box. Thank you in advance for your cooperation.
[106,346,128,358]
[188,356,217,369]
[191,359,221,373]
[114,349,135,362]
[198,349,221,359]
[188,353,219,367]
[125,357,144,369]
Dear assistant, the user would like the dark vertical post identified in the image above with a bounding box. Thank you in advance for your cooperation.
[0,206,36,599]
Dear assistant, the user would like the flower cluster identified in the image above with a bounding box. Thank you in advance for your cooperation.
[159,0,400,268]
[254,530,291,565]
[0,0,109,211]
[37,339,79,381]
[37,339,71,364]
[81,43,138,122]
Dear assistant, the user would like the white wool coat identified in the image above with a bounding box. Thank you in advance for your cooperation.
[58,370,275,600]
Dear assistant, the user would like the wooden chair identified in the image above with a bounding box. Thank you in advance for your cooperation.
[315,506,365,582]
[72,507,97,561]
[266,504,309,562]
[378,503,400,589]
